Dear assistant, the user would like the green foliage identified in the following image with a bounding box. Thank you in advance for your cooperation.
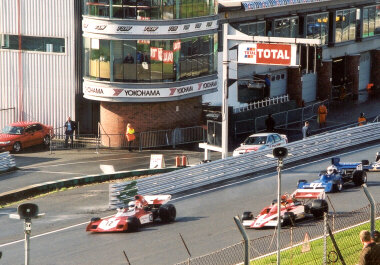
[117,181,138,205]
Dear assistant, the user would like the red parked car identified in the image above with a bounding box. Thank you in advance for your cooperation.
[0,121,53,153]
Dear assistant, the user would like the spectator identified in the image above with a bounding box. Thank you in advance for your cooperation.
[125,123,135,152]
[317,103,328,128]
[265,114,276,132]
[358,230,380,265]
[372,230,380,244]
[64,116,77,148]
[358,113,367,126]
[264,74,271,98]
[302,121,311,139]
[123,53,134,64]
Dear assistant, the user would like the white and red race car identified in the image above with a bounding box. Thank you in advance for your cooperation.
[86,194,176,233]
[242,189,328,229]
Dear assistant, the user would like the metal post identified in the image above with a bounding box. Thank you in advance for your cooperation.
[233,216,249,265]
[323,212,327,265]
[222,23,229,159]
[276,158,283,265]
[362,184,376,235]
[96,122,100,154]
[24,219,31,265]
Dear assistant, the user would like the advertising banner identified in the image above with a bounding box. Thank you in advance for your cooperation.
[238,43,297,66]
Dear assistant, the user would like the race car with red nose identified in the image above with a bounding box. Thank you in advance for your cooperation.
[86,194,176,233]
[241,189,328,229]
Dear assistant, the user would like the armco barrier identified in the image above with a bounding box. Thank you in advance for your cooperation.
[0,167,181,206]
[109,122,380,208]
[0,152,16,172]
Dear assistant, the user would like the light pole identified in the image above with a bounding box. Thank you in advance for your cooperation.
[222,23,229,159]
[272,147,288,265]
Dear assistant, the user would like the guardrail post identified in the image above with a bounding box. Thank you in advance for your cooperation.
[323,212,327,265]
[233,216,249,265]
[362,184,375,235]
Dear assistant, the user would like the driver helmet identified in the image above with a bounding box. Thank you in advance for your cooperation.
[327,165,337,175]
[128,201,135,210]
[281,195,287,203]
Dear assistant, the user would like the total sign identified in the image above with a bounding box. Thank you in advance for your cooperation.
[238,43,297,66]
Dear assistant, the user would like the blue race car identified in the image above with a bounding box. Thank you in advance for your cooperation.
[297,157,367,193]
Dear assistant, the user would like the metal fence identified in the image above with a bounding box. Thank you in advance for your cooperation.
[175,204,380,265]
[0,151,16,172]
[234,100,329,136]
[233,95,290,114]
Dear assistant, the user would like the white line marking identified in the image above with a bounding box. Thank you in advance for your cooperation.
[1,144,379,247]
[20,170,83,175]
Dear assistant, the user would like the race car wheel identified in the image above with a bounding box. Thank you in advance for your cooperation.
[311,199,328,219]
[91,217,100,222]
[353,170,367,186]
[241,211,253,221]
[361,160,369,166]
[43,135,50,146]
[158,204,176,223]
[332,181,343,192]
[282,212,295,227]
[13,142,21,153]
[127,216,140,232]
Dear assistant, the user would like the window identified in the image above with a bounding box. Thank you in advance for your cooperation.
[335,8,356,43]
[274,17,299,38]
[1,34,65,53]
[306,12,329,45]
[232,21,266,36]
[362,5,380,38]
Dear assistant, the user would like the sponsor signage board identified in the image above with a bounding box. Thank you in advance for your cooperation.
[238,43,297,66]
[83,79,217,99]
[242,0,330,11]
[82,19,218,35]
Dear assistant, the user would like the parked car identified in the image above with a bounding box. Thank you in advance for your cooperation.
[297,157,367,193]
[0,121,53,153]
[242,188,328,228]
[86,194,176,233]
[233,133,287,156]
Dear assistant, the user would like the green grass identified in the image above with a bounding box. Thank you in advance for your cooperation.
[251,220,380,265]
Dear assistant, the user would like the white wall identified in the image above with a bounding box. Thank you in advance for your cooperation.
[0,0,76,132]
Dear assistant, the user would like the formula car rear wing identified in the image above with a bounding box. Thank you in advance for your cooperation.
[141,195,172,205]
[291,188,325,200]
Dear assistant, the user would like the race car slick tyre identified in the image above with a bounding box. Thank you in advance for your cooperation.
[158,204,176,223]
[361,160,369,166]
[241,211,253,221]
[127,217,140,232]
[13,142,21,153]
[311,199,328,218]
[91,217,100,222]
[332,181,343,192]
[43,135,50,146]
[353,170,367,186]
[282,212,295,227]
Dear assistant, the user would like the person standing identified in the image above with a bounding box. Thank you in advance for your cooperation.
[358,230,380,265]
[125,123,135,152]
[358,113,367,126]
[264,74,271,98]
[64,116,77,148]
[317,103,328,128]
[265,114,276,132]
[302,121,310,139]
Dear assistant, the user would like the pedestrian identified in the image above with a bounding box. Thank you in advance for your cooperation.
[358,230,380,265]
[358,113,367,126]
[302,121,311,139]
[317,103,328,128]
[125,123,135,152]
[64,116,77,148]
[265,114,276,132]
[264,74,271,98]
[372,230,380,244]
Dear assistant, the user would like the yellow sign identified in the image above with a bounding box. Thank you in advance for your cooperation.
[301,232,311,253]
[150,154,165,169]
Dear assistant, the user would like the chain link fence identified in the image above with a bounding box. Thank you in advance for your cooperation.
[175,203,379,265]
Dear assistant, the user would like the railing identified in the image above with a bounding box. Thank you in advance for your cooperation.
[234,99,329,136]
[233,94,290,114]
[109,121,380,208]
[0,152,16,172]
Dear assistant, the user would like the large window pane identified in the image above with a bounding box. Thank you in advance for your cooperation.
[163,0,174,19]
[150,0,162,19]
[162,41,175,81]
[150,40,163,81]
[85,0,110,17]
[335,11,343,42]
[137,40,151,81]
[112,40,124,82]
[137,0,151,20]
[123,41,137,81]
[84,38,91,78]
[376,6,380,35]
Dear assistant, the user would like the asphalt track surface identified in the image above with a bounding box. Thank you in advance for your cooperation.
[0,145,380,265]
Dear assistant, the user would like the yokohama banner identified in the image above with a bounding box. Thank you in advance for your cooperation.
[238,43,297,66]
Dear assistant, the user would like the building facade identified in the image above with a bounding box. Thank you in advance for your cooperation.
[82,0,219,146]
[204,0,380,109]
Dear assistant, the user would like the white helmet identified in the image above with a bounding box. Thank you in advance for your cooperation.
[128,201,135,210]
[327,165,337,175]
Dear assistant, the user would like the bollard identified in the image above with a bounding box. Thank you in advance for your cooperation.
[175,156,181,167]
[181,156,187,166]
